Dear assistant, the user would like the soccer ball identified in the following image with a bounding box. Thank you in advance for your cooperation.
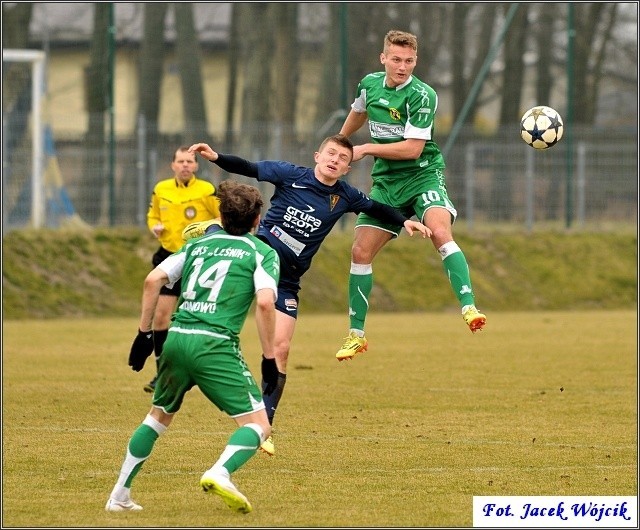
[520,105,564,149]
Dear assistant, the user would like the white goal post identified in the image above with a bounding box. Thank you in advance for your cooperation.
[3,49,46,228]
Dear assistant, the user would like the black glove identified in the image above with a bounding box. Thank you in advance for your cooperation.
[261,356,279,396]
[128,330,154,372]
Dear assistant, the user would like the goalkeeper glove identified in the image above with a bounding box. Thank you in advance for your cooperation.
[128,330,154,372]
[261,355,279,396]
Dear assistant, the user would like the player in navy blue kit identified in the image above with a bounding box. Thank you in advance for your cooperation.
[188,135,431,455]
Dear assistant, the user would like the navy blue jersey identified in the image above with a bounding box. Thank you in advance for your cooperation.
[255,160,372,282]
[211,153,409,296]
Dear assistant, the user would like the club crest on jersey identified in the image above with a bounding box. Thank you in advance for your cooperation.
[389,108,401,121]
[329,194,340,211]
[184,206,197,219]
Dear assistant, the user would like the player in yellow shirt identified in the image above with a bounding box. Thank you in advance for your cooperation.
[144,146,220,393]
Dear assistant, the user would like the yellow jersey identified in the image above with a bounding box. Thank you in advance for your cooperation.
[147,175,220,252]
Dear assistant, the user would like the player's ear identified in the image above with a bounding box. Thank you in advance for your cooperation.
[344,164,351,176]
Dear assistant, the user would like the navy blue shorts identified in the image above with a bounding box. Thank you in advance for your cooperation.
[275,284,299,319]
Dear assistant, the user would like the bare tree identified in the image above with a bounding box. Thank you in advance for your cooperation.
[224,3,240,154]
[499,4,529,125]
[138,3,169,153]
[222,3,298,163]
[492,4,528,221]
[315,3,345,142]
[174,2,209,144]
[572,3,606,125]
[415,3,448,81]
[270,3,299,155]
[468,3,498,123]
[534,6,555,106]
[532,4,565,221]
[573,2,618,125]
[450,3,469,123]
[2,2,34,225]
[2,2,33,127]
[346,3,395,86]
[2,2,32,48]
[441,4,499,126]
[80,3,111,224]
[237,3,273,160]
[333,3,401,147]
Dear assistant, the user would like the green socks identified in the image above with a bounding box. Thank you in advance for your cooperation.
[439,241,475,308]
[347,240,476,332]
[348,263,373,331]
[110,414,167,499]
[214,424,263,475]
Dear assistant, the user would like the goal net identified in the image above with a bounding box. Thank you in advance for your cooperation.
[3,49,84,231]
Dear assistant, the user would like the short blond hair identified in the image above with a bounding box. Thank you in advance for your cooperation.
[383,30,418,52]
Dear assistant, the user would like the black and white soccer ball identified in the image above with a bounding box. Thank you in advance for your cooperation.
[520,105,564,150]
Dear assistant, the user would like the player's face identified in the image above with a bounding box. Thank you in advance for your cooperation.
[172,151,198,183]
[380,44,417,87]
[314,142,352,183]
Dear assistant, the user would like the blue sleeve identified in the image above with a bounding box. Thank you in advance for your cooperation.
[256,160,300,185]
[341,182,408,225]
[212,153,259,179]
[363,200,408,225]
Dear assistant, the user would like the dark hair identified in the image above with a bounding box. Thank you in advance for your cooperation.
[318,134,354,155]
[217,180,263,235]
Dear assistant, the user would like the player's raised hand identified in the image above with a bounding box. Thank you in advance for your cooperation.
[403,220,432,238]
[188,143,218,162]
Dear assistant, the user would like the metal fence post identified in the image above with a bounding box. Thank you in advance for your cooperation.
[576,142,586,227]
[465,143,475,231]
[136,114,147,226]
[525,146,534,231]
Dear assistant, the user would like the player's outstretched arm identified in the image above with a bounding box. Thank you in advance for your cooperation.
[365,200,431,238]
[192,144,259,179]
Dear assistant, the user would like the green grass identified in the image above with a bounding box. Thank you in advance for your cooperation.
[2,311,636,527]
[2,227,637,319]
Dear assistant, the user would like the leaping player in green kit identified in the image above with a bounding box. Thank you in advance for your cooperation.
[335,29,487,361]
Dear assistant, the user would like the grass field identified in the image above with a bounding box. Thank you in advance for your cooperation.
[2,311,637,527]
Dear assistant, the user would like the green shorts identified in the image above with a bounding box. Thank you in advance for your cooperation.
[152,327,264,418]
[356,168,458,236]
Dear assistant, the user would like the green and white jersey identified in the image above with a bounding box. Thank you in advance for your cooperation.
[352,72,445,179]
[158,230,279,340]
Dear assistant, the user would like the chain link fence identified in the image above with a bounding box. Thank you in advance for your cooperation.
[2,115,637,233]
